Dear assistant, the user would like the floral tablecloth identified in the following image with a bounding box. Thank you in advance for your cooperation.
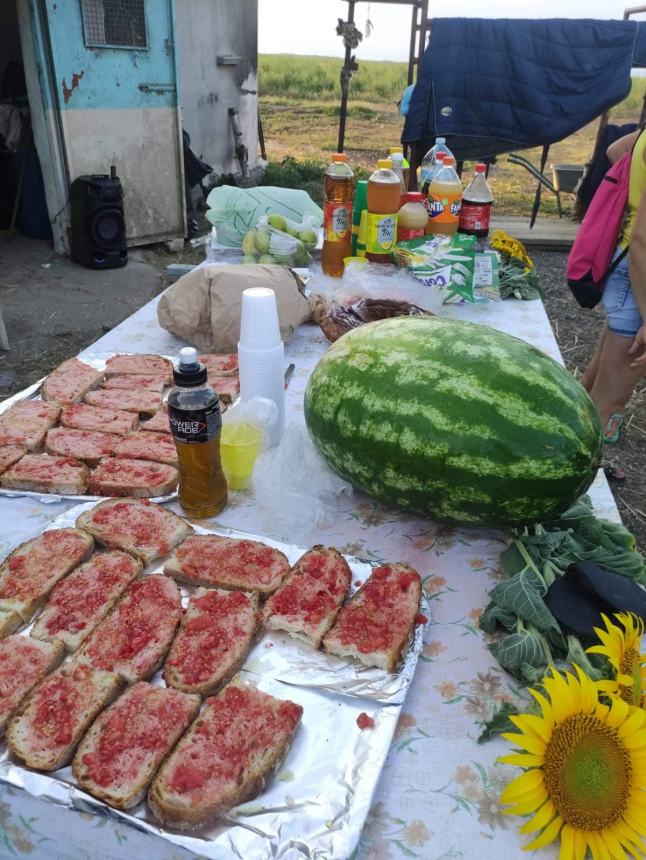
[0,279,618,860]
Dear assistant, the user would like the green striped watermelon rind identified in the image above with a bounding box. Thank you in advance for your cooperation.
[304,316,603,527]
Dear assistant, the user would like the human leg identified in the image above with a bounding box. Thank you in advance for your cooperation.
[589,330,644,426]
[581,322,607,392]
[589,257,645,434]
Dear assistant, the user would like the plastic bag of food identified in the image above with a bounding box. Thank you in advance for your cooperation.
[205,186,323,247]
[240,215,316,267]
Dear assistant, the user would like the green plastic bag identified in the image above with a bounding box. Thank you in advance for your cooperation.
[206,186,323,247]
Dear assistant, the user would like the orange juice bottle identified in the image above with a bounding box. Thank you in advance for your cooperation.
[426,156,462,236]
[321,153,355,277]
[366,159,401,264]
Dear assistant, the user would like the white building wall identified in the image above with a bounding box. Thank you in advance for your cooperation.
[175,0,258,177]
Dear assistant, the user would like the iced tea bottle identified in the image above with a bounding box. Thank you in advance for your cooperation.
[321,153,355,277]
[366,159,401,264]
[168,347,227,518]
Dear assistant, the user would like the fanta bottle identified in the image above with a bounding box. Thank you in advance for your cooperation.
[366,159,401,264]
[426,156,462,236]
[321,153,355,277]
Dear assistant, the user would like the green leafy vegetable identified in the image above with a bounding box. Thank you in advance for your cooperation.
[482,495,646,686]
[490,570,560,634]
[490,629,546,675]
[498,255,544,301]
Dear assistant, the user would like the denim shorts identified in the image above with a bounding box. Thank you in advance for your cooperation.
[602,252,643,337]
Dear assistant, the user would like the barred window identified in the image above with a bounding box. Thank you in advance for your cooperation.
[80,0,147,49]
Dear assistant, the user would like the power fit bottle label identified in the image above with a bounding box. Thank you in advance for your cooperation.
[365,213,398,253]
[324,202,352,241]
[169,402,221,444]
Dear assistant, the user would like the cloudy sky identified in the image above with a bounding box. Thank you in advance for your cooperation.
[259,0,644,61]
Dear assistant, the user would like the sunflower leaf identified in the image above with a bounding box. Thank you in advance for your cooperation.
[565,634,612,681]
[477,701,520,743]
[500,543,526,578]
[489,570,560,634]
[489,630,546,673]
[479,601,517,634]
[518,661,548,685]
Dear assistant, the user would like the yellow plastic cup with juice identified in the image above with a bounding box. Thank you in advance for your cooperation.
[220,421,262,490]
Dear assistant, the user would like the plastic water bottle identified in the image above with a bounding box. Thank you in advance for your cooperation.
[459,163,494,239]
[421,137,454,192]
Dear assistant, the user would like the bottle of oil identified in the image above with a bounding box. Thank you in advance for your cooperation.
[321,153,355,277]
[168,347,227,518]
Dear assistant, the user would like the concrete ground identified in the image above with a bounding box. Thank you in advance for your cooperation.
[0,234,165,395]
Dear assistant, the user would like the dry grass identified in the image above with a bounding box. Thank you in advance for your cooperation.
[260,97,613,217]
[259,54,646,217]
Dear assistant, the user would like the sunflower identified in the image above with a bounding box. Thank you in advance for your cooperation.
[587,613,646,709]
[499,665,646,859]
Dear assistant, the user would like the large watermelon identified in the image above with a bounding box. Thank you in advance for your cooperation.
[304,317,603,527]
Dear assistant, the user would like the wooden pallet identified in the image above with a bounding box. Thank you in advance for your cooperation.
[491,215,579,250]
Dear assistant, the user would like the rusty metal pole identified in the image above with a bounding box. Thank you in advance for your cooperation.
[337,1,356,153]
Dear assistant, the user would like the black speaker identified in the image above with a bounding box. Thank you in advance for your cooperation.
[70,173,128,269]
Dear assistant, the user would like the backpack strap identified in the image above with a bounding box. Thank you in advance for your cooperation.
[600,125,646,280]
[601,245,629,284]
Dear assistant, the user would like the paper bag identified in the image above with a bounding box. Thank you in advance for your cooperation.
[157,265,310,352]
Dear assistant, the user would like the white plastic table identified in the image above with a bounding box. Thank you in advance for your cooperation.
[0,281,618,860]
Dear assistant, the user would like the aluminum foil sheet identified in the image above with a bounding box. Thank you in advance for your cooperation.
[0,355,178,504]
[0,501,429,860]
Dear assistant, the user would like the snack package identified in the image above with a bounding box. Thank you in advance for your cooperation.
[205,186,323,247]
[393,234,477,303]
[473,251,501,302]
[240,215,317,268]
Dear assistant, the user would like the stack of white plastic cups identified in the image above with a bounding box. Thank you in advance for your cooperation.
[237,287,285,448]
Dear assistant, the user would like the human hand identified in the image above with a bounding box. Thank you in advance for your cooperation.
[628,324,646,368]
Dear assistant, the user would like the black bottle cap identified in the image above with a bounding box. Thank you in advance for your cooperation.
[173,347,207,387]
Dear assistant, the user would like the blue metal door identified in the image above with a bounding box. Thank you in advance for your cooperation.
[37,0,185,244]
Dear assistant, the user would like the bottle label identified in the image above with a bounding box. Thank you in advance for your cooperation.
[459,201,491,232]
[365,212,398,254]
[168,402,222,445]
[324,202,352,241]
[397,226,426,242]
[428,192,462,224]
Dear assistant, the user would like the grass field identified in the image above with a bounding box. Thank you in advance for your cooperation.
[259,54,646,216]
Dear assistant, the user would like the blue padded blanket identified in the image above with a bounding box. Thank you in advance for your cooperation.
[403,18,646,160]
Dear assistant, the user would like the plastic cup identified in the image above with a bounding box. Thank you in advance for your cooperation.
[220,422,262,490]
[239,287,281,348]
[238,341,285,448]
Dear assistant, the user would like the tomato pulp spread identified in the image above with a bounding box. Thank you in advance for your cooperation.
[80,684,196,788]
[166,685,302,799]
